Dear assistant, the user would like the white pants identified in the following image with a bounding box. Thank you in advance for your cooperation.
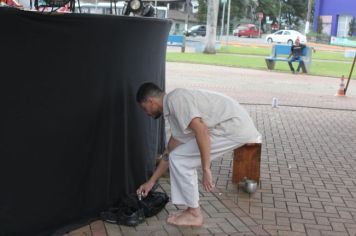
[168,135,243,208]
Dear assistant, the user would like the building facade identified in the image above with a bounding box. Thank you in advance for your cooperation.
[313,0,356,37]
[167,0,199,35]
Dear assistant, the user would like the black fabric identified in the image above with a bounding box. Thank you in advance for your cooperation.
[100,191,169,226]
[0,8,171,236]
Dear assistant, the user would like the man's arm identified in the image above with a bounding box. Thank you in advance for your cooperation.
[167,136,181,152]
[137,136,181,197]
[148,136,181,183]
[188,117,214,192]
[288,45,294,59]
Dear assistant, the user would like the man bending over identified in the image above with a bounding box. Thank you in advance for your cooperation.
[136,82,261,227]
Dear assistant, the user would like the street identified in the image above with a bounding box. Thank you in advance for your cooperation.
[185,34,268,47]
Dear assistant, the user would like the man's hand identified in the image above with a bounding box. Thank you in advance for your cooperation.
[137,180,155,198]
[202,168,215,192]
[138,149,170,199]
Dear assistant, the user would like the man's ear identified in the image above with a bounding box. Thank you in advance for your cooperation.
[148,97,157,105]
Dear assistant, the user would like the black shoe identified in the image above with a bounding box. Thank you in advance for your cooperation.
[100,210,118,224]
[100,206,145,226]
[100,197,145,227]
[116,207,145,226]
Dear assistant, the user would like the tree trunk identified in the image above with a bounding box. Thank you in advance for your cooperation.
[305,0,313,34]
[203,0,219,54]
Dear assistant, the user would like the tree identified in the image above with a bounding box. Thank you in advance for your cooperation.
[203,0,219,54]
[283,0,308,28]
[257,0,308,30]
[257,0,279,17]
[222,0,253,33]
[316,16,323,34]
[309,0,315,27]
[257,0,280,32]
[198,0,254,30]
[197,0,207,23]
[305,0,313,34]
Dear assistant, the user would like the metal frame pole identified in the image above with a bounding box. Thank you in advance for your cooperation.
[278,0,281,27]
[344,54,356,95]
[155,0,157,17]
[220,0,226,40]
[305,0,312,34]
[225,0,231,45]
[184,0,190,31]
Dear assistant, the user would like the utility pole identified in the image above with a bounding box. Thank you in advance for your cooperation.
[204,0,219,53]
[220,0,226,40]
[278,0,282,27]
[154,0,158,17]
[225,0,231,45]
[258,12,263,37]
[305,0,312,34]
[185,0,190,31]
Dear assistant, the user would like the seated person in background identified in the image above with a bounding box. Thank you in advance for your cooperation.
[288,37,306,74]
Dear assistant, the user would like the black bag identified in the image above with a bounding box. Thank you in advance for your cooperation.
[140,191,169,218]
[100,191,169,226]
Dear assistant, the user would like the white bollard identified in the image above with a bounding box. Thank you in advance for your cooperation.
[272,97,279,108]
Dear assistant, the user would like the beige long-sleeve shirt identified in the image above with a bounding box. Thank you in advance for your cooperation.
[163,88,261,144]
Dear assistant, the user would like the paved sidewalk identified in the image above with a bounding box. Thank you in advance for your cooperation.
[67,63,356,236]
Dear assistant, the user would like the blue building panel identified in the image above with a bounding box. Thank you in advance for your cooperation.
[313,0,356,36]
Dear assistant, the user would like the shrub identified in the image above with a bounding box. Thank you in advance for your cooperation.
[316,17,323,34]
[349,18,355,37]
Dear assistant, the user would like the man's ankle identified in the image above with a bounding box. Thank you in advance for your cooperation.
[188,207,201,217]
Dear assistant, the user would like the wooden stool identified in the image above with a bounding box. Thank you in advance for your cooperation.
[232,143,261,184]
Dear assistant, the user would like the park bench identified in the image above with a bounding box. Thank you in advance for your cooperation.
[265,44,312,73]
[167,35,186,53]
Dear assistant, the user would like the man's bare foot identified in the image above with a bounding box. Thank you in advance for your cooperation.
[167,208,203,227]
[168,209,188,219]
[168,210,182,219]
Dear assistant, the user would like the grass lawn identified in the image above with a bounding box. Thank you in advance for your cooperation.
[166,52,356,78]
[218,46,271,56]
[217,45,353,61]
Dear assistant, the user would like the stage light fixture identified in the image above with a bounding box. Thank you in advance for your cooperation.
[122,0,154,17]
[127,0,142,13]
[142,4,154,17]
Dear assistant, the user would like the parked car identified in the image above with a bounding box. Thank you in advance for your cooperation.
[184,25,206,37]
[233,24,260,38]
[265,30,307,45]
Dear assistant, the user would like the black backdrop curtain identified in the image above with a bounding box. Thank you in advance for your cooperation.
[0,8,171,236]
